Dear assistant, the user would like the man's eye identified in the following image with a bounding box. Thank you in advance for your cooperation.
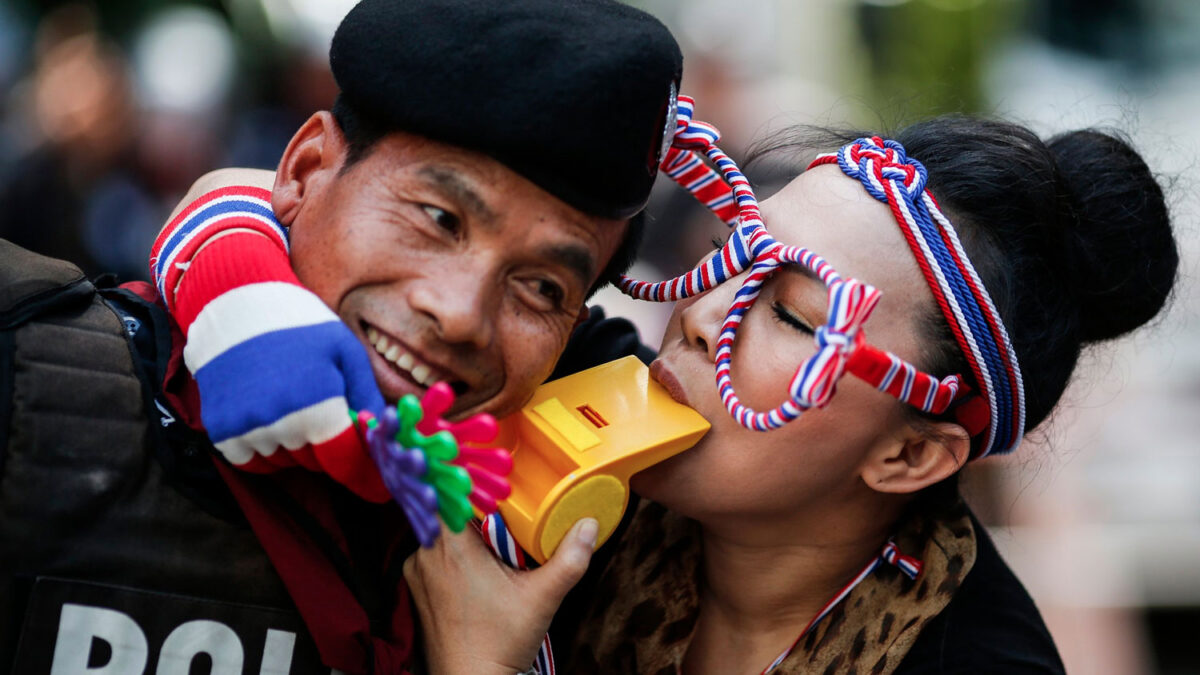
[535,279,565,305]
[771,301,814,335]
[421,205,460,234]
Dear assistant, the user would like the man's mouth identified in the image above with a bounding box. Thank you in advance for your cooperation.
[362,322,469,398]
[366,324,440,386]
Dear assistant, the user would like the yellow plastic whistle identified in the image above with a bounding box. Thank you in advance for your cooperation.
[495,355,710,563]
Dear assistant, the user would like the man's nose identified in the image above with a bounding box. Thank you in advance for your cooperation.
[678,276,740,362]
[408,270,494,350]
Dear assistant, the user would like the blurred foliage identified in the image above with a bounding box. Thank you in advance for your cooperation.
[856,0,1023,125]
[8,0,227,42]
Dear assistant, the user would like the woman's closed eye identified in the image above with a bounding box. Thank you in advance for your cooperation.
[771,301,815,335]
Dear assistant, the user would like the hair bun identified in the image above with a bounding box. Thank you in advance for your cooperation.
[1048,129,1178,343]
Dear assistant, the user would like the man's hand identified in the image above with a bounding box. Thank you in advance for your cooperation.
[153,183,390,502]
[404,518,599,675]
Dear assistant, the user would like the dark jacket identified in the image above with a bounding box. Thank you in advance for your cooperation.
[894,518,1065,673]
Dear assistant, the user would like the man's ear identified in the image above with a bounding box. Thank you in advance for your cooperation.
[860,421,971,495]
[272,111,347,226]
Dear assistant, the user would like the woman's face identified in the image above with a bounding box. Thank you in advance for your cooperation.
[632,165,939,523]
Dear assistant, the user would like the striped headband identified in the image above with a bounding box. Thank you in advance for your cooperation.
[621,98,1025,457]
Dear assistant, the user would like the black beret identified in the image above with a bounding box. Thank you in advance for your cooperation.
[330,0,682,219]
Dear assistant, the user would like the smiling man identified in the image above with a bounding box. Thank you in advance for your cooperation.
[281,127,628,416]
[0,1,679,673]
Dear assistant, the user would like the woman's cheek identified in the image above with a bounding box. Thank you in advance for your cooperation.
[728,335,801,411]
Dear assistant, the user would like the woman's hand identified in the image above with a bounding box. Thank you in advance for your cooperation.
[404,518,599,675]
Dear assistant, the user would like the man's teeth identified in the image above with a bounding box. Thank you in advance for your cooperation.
[367,327,440,386]
[411,364,431,383]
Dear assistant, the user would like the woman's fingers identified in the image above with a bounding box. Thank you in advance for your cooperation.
[402,518,600,674]
[522,518,599,611]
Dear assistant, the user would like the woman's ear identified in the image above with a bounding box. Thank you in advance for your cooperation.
[272,111,347,226]
[860,421,971,495]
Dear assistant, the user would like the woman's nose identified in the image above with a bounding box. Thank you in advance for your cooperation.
[678,278,739,362]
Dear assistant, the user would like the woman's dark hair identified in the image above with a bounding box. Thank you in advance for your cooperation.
[329,94,644,295]
[748,116,1179,441]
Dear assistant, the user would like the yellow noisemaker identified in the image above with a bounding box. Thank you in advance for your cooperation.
[495,356,710,563]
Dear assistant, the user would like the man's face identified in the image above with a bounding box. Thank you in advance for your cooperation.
[278,115,627,419]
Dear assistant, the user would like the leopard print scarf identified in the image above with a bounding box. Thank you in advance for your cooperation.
[566,499,976,674]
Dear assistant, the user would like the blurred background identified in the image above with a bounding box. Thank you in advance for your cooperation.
[0,0,1196,672]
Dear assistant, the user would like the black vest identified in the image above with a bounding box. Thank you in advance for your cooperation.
[0,240,329,674]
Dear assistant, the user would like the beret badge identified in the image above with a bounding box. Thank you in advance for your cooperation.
[654,81,680,174]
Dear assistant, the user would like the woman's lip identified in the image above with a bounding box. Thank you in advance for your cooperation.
[649,359,691,407]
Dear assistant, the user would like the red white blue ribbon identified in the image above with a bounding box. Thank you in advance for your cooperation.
[480,513,555,675]
[762,538,923,674]
[619,98,970,435]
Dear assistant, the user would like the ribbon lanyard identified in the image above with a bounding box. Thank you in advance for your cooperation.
[761,539,921,675]
[480,513,557,675]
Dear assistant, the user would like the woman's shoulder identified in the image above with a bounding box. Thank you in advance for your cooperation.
[894,513,1065,674]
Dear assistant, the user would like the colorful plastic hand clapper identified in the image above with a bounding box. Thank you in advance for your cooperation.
[355,383,512,547]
